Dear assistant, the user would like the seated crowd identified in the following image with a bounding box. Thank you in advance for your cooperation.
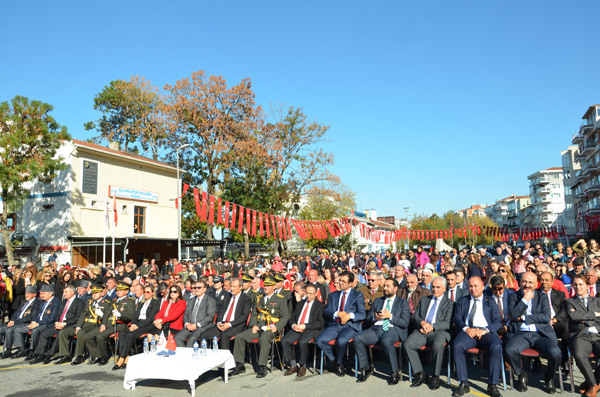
[1,239,600,397]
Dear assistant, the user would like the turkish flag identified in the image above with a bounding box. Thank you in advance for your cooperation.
[193,188,201,218]
[224,201,230,227]
[200,192,208,222]
[166,331,177,352]
[238,206,244,234]
[208,195,215,225]
[113,194,118,227]
[174,183,190,209]
[245,207,251,234]
[231,204,237,230]
[259,212,264,236]
[217,198,223,225]
[252,210,257,237]
[287,218,292,240]
[265,214,271,238]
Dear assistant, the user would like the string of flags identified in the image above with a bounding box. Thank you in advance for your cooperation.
[177,185,567,242]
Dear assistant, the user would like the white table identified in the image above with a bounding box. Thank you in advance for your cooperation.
[123,348,235,397]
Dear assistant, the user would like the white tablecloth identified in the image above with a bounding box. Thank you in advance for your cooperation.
[123,348,235,397]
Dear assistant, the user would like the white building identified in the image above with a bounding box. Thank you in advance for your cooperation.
[526,167,566,228]
[0,139,179,267]
[561,145,580,236]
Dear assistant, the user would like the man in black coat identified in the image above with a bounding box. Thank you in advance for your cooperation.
[282,282,325,377]
[539,271,568,364]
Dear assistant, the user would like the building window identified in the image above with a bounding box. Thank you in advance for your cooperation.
[134,206,146,234]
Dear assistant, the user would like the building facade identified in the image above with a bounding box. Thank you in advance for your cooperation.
[561,145,580,236]
[484,196,530,228]
[526,168,565,228]
[0,139,179,267]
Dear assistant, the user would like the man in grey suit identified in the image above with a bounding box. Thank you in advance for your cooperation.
[175,280,217,347]
[353,278,410,385]
[405,276,454,390]
[505,272,560,394]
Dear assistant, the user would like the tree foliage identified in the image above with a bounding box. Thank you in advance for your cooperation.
[0,96,70,266]
[85,76,165,159]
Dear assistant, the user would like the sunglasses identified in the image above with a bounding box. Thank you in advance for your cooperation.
[170,290,179,294]
[492,287,504,291]
[191,287,200,290]
[499,269,506,273]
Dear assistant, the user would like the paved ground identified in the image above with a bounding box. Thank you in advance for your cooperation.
[0,351,584,397]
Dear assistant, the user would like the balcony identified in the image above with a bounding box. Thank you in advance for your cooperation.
[540,206,553,213]
[540,195,552,203]
[575,170,586,183]
[533,177,550,185]
[540,187,551,193]
[581,120,594,136]
[581,142,598,157]
[573,132,583,144]
[589,205,600,214]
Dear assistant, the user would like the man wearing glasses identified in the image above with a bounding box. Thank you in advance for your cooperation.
[359,271,384,311]
[175,281,216,347]
[484,275,514,336]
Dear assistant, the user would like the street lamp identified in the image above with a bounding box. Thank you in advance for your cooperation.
[176,144,191,259]
[404,207,409,249]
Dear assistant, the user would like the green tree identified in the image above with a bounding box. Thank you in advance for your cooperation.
[85,76,165,160]
[0,96,70,267]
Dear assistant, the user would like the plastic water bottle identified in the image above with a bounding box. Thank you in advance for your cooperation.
[143,338,149,354]
[193,341,199,359]
[150,336,156,353]
[201,339,207,356]
[212,336,218,353]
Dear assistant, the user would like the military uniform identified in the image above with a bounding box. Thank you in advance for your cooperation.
[84,295,136,360]
[233,290,290,369]
[57,296,111,358]
[244,288,261,308]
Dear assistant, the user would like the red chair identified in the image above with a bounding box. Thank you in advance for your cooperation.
[289,338,318,375]
[319,338,358,377]
[465,347,507,391]
[508,348,564,393]
[408,343,451,385]
[366,341,403,381]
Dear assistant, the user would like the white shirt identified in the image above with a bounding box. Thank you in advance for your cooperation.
[139,299,151,321]
[519,298,538,332]
[296,299,312,325]
[348,258,355,269]
[334,290,355,320]
[221,293,241,323]
[464,296,488,331]
[374,297,395,327]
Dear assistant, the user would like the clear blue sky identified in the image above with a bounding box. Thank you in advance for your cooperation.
[2,1,598,219]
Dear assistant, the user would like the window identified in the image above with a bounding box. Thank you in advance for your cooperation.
[134,206,146,234]
[121,204,128,215]
[41,204,54,211]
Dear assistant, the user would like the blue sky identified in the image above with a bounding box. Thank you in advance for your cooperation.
[2,1,598,219]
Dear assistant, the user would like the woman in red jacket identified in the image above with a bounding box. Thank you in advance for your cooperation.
[148,284,187,335]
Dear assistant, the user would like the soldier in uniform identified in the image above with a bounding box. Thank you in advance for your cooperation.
[273,273,293,313]
[242,274,260,308]
[231,275,291,378]
[83,281,136,365]
[55,284,111,364]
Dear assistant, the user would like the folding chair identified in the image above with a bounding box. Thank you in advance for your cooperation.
[291,338,318,374]
[366,341,403,380]
[319,338,358,377]
[465,347,508,391]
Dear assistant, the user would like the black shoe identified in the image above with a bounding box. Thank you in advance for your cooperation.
[112,364,123,371]
[545,378,556,394]
[515,371,528,392]
[256,365,268,378]
[453,381,470,397]
[56,355,72,364]
[88,357,100,365]
[1,351,12,359]
[411,371,427,388]
[25,351,36,361]
[429,375,441,390]
[389,370,400,385]
[334,364,346,377]
[532,358,542,374]
[30,354,44,364]
[98,357,110,366]
[71,356,84,365]
[12,349,26,359]
[230,362,246,375]
[356,367,373,383]
[487,384,502,397]
[43,354,53,365]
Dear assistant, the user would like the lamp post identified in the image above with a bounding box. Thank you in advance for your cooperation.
[176,144,190,259]
[404,207,409,250]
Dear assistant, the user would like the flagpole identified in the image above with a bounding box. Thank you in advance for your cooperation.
[112,195,116,266]
[103,198,107,266]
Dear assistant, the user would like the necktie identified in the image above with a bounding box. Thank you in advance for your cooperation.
[224,296,236,323]
[408,292,415,313]
[191,297,200,324]
[299,301,311,325]
[339,292,347,313]
[450,289,455,302]
[468,299,478,328]
[59,299,71,323]
[383,299,391,331]
[38,301,50,321]
[18,300,32,319]
[591,287,596,297]
[497,297,504,321]
[425,297,438,325]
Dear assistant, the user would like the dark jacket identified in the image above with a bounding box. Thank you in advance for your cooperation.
[507,289,556,340]
[288,298,325,337]
[323,289,366,332]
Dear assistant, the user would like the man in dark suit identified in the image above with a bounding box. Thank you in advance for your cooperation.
[452,276,503,397]
[484,275,514,336]
[207,276,227,313]
[344,250,364,271]
[405,276,455,389]
[76,280,92,302]
[354,278,409,384]
[30,285,84,364]
[539,271,568,365]
[505,272,561,394]
[319,251,332,270]
[565,274,600,397]
[398,274,432,316]
[282,282,325,377]
[15,284,60,359]
[316,271,366,376]
[199,278,252,350]
[0,285,40,358]
[175,280,217,347]
[585,268,600,297]
[445,271,468,302]
[306,269,328,303]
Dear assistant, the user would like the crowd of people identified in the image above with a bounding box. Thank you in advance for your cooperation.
[0,239,600,396]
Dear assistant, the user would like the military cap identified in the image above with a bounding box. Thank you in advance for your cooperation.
[213,276,224,283]
[241,274,253,283]
[116,281,130,291]
[263,275,276,286]
[272,273,285,283]
[91,284,104,294]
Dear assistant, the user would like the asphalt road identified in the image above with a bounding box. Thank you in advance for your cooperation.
[0,351,585,397]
